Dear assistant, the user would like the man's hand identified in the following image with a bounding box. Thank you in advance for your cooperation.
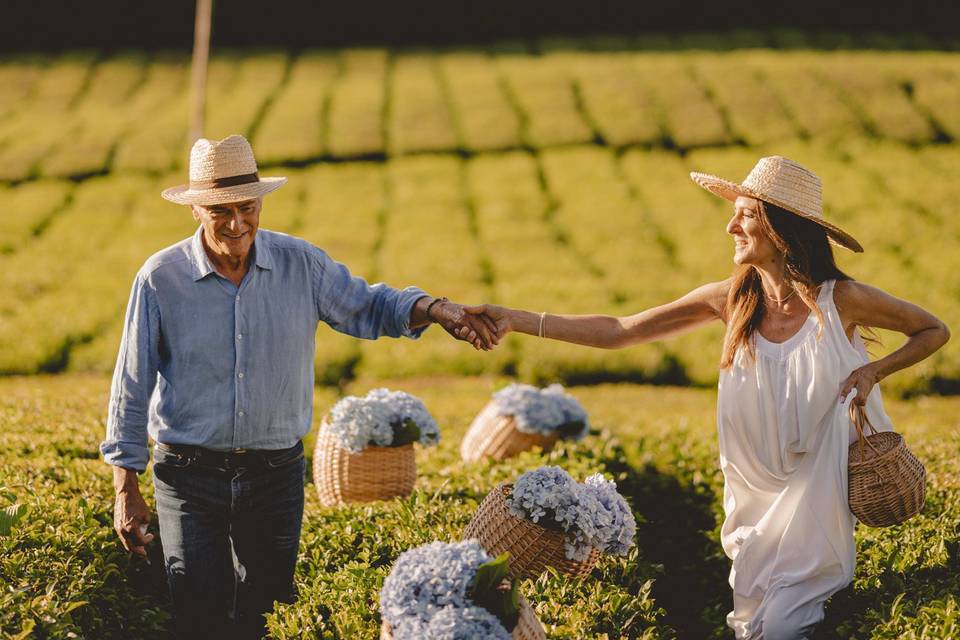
[113,466,154,557]
[429,300,501,350]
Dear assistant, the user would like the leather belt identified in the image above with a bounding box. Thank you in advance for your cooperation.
[155,441,299,470]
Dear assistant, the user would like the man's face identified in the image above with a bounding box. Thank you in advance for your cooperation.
[192,198,261,261]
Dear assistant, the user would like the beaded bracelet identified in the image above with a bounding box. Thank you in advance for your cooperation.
[426,296,448,321]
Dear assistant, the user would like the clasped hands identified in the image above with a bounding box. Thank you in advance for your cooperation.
[426,299,510,351]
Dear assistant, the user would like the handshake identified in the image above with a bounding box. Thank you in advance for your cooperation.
[423,297,509,351]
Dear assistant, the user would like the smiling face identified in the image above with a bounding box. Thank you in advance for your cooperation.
[726,196,780,266]
[191,198,261,262]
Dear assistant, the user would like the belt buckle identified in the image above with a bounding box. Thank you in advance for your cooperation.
[224,448,249,469]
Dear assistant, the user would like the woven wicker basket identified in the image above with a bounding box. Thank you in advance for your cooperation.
[461,402,561,463]
[463,482,599,579]
[848,404,926,527]
[313,419,416,507]
[380,595,546,640]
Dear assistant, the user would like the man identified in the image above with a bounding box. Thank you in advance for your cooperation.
[100,135,499,639]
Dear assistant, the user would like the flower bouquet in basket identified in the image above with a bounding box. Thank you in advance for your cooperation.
[463,466,636,579]
[379,540,546,640]
[461,384,589,462]
[314,388,439,506]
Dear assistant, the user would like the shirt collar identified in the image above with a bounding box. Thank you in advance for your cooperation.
[252,230,274,271]
[189,226,274,282]
[189,225,216,281]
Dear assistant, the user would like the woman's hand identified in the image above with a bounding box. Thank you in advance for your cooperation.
[839,364,882,406]
[464,304,513,337]
[432,301,500,350]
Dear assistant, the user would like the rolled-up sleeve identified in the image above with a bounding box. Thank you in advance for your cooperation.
[313,249,429,340]
[100,273,161,472]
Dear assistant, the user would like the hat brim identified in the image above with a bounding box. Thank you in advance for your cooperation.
[161,177,287,205]
[689,171,863,253]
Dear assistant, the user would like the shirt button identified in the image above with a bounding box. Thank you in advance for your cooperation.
[237,333,243,340]
[238,411,245,417]
[238,372,244,379]
[235,295,240,302]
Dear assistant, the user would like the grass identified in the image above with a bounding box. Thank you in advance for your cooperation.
[0,374,957,638]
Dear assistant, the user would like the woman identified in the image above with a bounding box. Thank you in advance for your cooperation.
[467,156,950,639]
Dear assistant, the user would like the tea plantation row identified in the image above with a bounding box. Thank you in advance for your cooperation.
[1,375,958,638]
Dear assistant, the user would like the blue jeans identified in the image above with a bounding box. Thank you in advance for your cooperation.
[152,441,305,640]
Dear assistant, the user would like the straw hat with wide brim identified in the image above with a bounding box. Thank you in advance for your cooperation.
[161,134,287,205]
[689,155,863,253]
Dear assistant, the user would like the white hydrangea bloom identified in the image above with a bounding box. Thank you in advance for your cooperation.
[380,540,493,629]
[490,383,589,440]
[507,466,636,561]
[393,605,512,640]
[327,388,439,453]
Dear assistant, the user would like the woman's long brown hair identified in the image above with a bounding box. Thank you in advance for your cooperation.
[720,200,854,369]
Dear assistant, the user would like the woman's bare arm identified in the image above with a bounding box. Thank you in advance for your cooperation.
[467,280,728,349]
[836,279,950,402]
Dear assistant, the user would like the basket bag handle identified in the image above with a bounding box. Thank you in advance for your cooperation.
[849,401,892,489]
[849,401,883,464]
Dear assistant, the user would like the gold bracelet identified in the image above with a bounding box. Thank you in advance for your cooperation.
[538,311,546,338]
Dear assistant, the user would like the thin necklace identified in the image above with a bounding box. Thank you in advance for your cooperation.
[764,288,796,305]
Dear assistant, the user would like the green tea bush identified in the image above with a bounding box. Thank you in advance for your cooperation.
[630,54,731,149]
[254,52,337,165]
[205,53,289,141]
[40,53,148,179]
[0,53,97,181]
[389,54,458,155]
[747,53,865,140]
[496,54,594,148]
[566,53,663,147]
[807,55,932,144]
[692,54,800,146]
[437,52,522,152]
[326,49,388,158]
[0,47,958,392]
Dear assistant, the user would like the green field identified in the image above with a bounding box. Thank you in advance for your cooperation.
[2,40,960,639]
[1,45,959,394]
[1,375,958,639]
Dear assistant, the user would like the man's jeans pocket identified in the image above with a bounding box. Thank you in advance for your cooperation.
[264,441,304,468]
[153,446,195,469]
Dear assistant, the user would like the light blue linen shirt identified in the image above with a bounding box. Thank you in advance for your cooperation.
[101,226,428,472]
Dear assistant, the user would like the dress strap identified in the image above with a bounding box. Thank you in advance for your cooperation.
[819,278,863,353]
[817,279,835,306]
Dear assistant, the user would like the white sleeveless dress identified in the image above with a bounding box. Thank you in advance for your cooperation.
[717,280,894,639]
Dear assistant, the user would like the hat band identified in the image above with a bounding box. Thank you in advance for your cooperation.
[189,172,259,191]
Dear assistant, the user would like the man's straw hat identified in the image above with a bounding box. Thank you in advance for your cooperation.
[690,155,863,253]
[161,134,286,205]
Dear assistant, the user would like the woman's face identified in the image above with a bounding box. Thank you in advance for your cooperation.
[726,196,779,266]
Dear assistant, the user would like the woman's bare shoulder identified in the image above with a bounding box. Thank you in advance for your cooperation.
[833,278,884,310]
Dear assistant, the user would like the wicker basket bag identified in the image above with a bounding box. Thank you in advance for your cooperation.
[313,419,416,507]
[461,402,560,463]
[463,483,599,579]
[380,596,546,640]
[847,403,926,527]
